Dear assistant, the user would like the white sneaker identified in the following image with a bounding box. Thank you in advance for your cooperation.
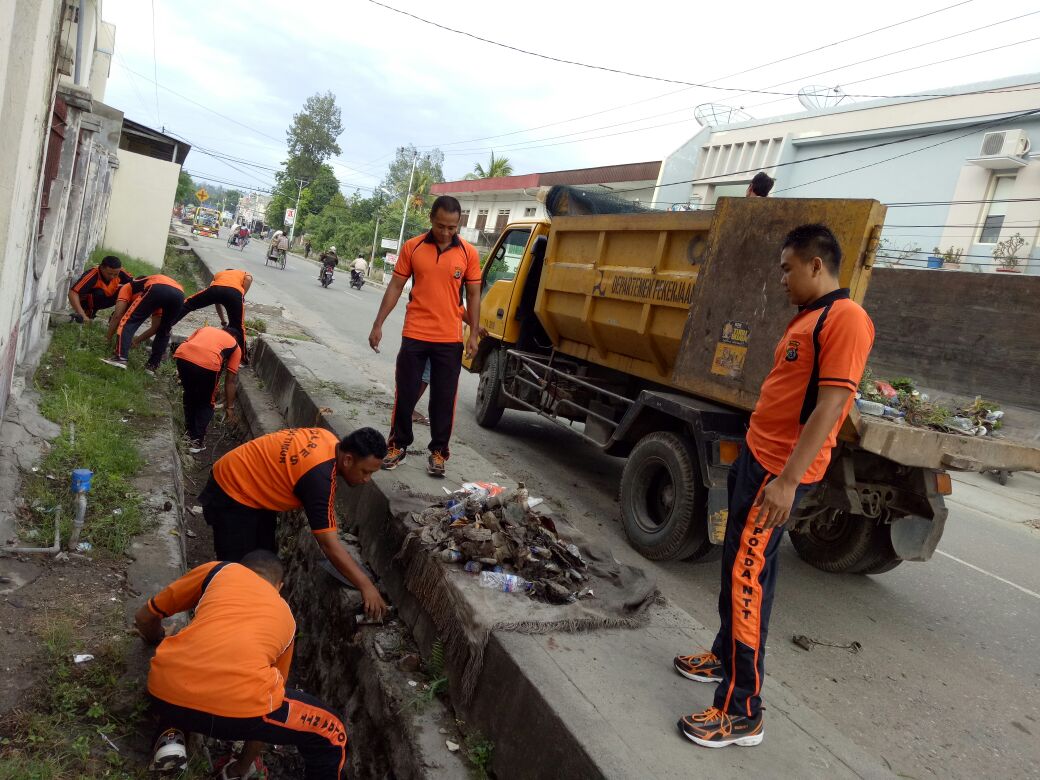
[150,728,187,771]
[100,357,127,370]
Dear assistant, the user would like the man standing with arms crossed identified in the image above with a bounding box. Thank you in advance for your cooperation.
[674,224,874,748]
[368,195,481,477]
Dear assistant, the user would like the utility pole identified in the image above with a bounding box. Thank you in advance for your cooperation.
[396,151,418,259]
[288,177,306,248]
[370,187,389,277]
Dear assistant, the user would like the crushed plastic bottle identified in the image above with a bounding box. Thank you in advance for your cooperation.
[447,500,466,522]
[439,548,462,563]
[463,561,482,574]
[855,399,885,417]
[478,571,532,593]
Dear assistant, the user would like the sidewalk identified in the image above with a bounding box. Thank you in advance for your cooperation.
[190,240,893,779]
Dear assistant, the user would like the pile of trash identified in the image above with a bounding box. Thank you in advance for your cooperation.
[856,371,1004,437]
[412,482,593,604]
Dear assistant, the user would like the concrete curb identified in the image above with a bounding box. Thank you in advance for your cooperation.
[241,335,896,780]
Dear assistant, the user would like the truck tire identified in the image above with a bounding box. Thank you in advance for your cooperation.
[850,522,903,575]
[474,349,505,429]
[788,510,877,573]
[620,431,712,561]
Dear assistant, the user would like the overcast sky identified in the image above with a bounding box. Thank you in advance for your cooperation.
[101,0,1040,197]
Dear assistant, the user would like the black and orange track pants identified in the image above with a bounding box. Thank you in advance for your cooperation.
[175,286,247,356]
[388,337,463,457]
[116,284,184,365]
[151,689,346,779]
[711,445,816,719]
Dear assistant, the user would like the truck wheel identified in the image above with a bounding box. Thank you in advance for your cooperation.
[474,349,505,429]
[850,522,903,575]
[620,432,712,561]
[788,510,877,573]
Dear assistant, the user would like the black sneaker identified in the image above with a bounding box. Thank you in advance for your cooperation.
[674,651,723,683]
[678,707,763,748]
[100,356,128,370]
[150,727,187,771]
[427,451,446,477]
[144,364,158,376]
[381,446,406,470]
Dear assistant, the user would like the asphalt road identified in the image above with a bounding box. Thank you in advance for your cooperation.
[202,229,1040,779]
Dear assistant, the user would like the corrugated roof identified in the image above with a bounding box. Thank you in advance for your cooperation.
[431,160,661,195]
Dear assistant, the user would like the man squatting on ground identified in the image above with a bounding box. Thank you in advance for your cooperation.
[103,274,185,371]
[197,426,390,619]
[136,550,347,778]
[368,195,482,478]
[174,268,252,360]
[173,325,243,452]
[68,254,131,323]
[674,224,874,748]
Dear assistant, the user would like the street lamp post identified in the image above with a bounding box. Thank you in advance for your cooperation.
[370,186,391,278]
[288,177,306,248]
[391,151,418,279]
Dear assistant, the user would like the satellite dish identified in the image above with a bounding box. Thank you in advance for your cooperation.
[797,85,852,110]
[694,104,753,128]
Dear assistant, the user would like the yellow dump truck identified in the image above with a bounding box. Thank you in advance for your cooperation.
[463,189,1040,574]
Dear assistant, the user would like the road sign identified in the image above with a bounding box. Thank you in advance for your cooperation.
[284,208,296,226]
[384,253,398,266]
[380,237,399,251]
[195,187,209,203]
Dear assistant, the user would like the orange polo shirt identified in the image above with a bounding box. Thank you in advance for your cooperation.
[211,269,248,294]
[72,265,132,300]
[393,232,481,343]
[146,561,295,718]
[746,289,874,484]
[174,326,242,374]
[211,428,340,534]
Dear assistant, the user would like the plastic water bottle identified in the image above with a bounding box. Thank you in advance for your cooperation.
[478,571,532,593]
[855,399,885,417]
[463,561,482,574]
[447,500,466,521]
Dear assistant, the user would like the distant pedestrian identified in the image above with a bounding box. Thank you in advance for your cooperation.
[173,325,242,453]
[304,237,312,258]
[368,195,481,477]
[746,172,775,197]
[102,275,185,373]
[674,224,873,749]
[68,255,132,322]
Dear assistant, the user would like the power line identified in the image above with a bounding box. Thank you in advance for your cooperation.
[149,0,161,127]
[366,0,1039,101]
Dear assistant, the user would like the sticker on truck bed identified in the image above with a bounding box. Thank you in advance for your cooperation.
[711,320,750,379]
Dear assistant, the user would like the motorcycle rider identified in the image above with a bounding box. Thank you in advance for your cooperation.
[318,246,340,283]
[351,254,367,287]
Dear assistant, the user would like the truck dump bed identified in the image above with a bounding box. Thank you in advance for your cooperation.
[535,196,884,410]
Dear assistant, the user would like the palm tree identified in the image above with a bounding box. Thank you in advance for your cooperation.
[409,170,433,211]
[464,151,513,180]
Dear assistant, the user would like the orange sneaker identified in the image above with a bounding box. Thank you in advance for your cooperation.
[673,651,723,683]
[382,446,407,470]
[427,451,446,477]
[678,706,763,748]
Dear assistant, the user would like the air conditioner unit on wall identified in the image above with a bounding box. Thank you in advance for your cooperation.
[969,130,1030,169]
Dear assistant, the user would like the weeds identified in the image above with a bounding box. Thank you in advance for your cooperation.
[464,732,494,779]
[245,317,268,334]
[88,242,200,297]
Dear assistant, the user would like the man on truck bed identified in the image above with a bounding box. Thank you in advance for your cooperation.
[674,224,874,748]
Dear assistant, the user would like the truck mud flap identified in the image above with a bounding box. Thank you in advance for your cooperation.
[889,513,946,562]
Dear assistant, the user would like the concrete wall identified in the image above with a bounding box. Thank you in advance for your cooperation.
[865,267,1040,409]
[0,0,65,421]
[104,150,180,266]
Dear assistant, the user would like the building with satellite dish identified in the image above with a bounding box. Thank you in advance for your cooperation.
[655,72,1040,274]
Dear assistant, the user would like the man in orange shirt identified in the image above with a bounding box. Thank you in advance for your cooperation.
[173,325,243,453]
[101,274,185,372]
[368,195,482,477]
[674,224,874,748]
[135,550,346,778]
[68,255,131,322]
[199,427,389,618]
[174,268,252,358]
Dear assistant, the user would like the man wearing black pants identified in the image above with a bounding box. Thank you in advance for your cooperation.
[102,274,184,372]
[174,269,252,359]
[368,195,481,477]
[173,325,242,453]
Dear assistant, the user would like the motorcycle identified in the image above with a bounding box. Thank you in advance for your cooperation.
[350,268,365,290]
[320,265,335,288]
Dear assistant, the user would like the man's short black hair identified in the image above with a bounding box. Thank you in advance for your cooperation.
[339,427,388,460]
[240,549,284,584]
[749,172,775,197]
[223,325,243,342]
[430,195,462,218]
[101,255,122,269]
[783,224,842,276]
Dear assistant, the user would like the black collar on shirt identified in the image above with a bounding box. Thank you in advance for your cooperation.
[421,231,462,257]
[800,287,850,312]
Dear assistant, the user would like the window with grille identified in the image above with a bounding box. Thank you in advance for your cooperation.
[475,209,489,230]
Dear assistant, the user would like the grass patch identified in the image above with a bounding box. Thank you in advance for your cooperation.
[0,611,144,778]
[465,732,493,779]
[244,317,267,334]
[24,323,173,554]
[88,242,201,297]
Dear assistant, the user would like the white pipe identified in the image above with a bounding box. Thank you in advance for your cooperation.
[67,493,87,549]
[2,509,62,555]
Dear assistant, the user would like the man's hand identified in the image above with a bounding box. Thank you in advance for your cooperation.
[368,324,382,353]
[753,475,799,529]
[225,407,236,425]
[360,583,388,621]
[465,331,480,360]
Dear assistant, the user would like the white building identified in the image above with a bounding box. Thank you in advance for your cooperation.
[654,73,1040,275]
[236,191,273,232]
[432,161,660,248]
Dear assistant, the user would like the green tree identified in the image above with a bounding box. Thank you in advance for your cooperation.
[175,170,195,204]
[224,189,243,211]
[285,91,344,183]
[464,151,513,180]
[381,145,444,207]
